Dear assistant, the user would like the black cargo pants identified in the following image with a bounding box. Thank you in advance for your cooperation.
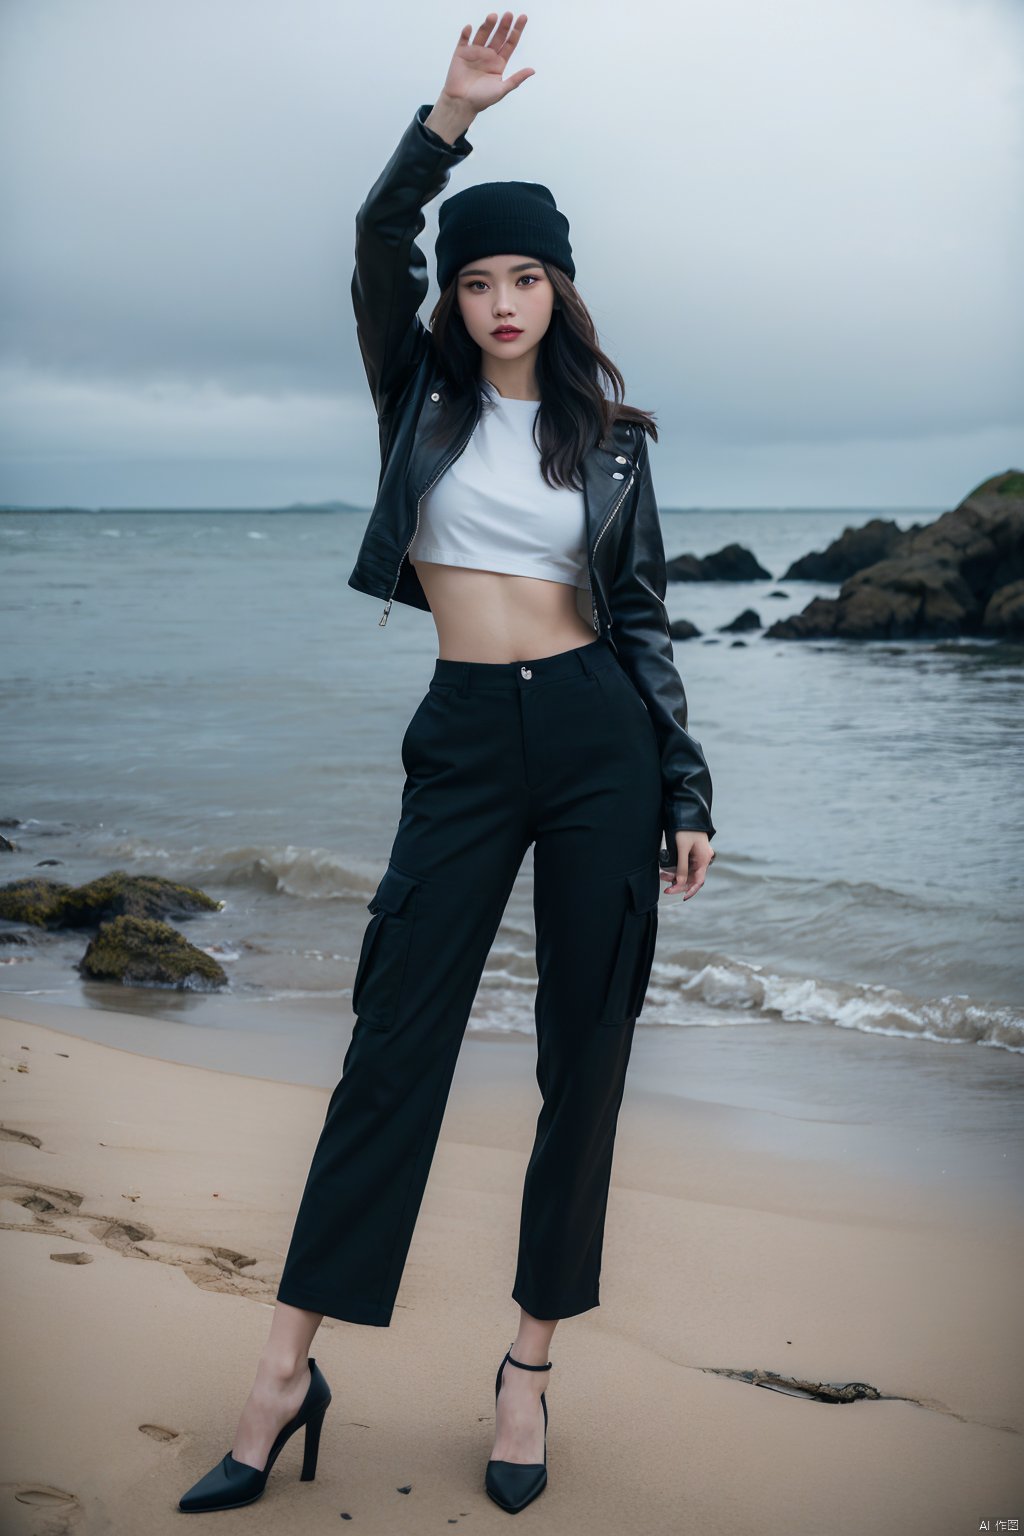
[275,635,664,1325]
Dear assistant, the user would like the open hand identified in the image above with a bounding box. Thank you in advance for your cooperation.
[439,11,535,114]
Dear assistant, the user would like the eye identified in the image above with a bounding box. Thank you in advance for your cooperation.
[464,274,542,292]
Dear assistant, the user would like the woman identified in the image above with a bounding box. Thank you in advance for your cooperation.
[179,11,715,1518]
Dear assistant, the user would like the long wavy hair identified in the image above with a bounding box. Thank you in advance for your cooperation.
[424,262,658,491]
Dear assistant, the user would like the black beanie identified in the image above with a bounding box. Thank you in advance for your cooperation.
[435,179,575,293]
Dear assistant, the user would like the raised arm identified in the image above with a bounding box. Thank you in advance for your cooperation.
[351,14,535,420]
[351,105,473,420]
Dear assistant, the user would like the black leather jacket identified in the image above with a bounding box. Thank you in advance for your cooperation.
[347,103,716,853]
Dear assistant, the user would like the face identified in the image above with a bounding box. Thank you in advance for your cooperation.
[455,253,556,362]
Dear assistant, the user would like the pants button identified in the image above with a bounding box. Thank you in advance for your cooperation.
[521,666,532,679]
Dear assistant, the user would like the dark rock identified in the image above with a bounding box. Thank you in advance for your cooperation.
[765,470,1024,640]
[0,833,16,853]
[666,542,771,581]
[730,639,747,647]
[0,870,223,929]
[982,577,1024,637]
[668,618,702,640]
[719,608,761,633]
[782,517,913,581]
[768,590,789,599]
[77,914,228,990]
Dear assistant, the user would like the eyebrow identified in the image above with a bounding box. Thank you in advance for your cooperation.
[459,261,545,278]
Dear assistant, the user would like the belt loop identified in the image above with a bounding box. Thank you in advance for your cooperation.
[457,662,470,698]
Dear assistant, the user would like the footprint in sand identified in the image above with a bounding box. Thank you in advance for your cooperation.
[2,1175,286,1309]
[1,1480,82,1533]
[0,1124,43,1148]
[139,1424,180,1443]
[1,1180,84,1216]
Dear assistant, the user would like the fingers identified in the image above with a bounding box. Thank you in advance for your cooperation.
[469,10,528,56]
[499,12,529,58]
[662,836,715,900]
[500,67,535,93]
[470,14,499,47]
[684,846,715,899]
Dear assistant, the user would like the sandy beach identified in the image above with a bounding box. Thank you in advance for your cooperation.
[1,996,1021,1536]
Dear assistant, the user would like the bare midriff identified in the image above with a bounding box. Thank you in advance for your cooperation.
[411,558,597,662]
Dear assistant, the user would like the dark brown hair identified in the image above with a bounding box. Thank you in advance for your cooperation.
[423,262,658,491]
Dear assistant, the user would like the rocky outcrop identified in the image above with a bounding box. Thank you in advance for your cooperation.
[765,471,1024,640]
[77,914,227,990]
[782,518,916,581]
[666,543,771,582]
[668,618,702,640]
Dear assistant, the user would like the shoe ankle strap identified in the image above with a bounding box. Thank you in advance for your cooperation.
[505,1347,553,1372]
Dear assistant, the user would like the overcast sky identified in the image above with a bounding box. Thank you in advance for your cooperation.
[1,0,1022,510]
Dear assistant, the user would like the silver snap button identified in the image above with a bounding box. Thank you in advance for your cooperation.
[611,471,624,479]
[520,666,532,679]
[615,454,628,464]
[430,391,440,401]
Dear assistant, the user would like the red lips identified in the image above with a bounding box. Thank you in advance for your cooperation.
[492,327,522,336]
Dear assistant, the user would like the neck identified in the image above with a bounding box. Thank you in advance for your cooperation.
[480,361,542,403]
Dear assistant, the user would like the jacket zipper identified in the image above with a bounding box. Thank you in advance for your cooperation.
[379,411,479,626]
[588,469,635,633]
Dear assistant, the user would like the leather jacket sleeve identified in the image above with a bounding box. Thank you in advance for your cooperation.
[608,431,717,853]
[352,104,473,421]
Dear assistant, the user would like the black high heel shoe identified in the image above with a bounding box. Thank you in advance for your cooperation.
[178,1357,332,1513]
[484,1344,553,1515]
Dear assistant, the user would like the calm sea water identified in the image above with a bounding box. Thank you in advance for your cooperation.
[2,505,1022,1057]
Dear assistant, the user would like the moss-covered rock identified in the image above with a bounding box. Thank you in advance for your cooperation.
[0,878,72,927]
[77,915,228,990]
[0,870,223,930]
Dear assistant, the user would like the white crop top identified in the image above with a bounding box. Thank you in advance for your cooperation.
[408,379,591,592]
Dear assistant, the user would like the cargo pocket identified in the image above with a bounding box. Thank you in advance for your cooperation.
[350,863,421,1032]
[598,859,660,1026]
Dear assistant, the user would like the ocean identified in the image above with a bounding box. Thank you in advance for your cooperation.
[2,502,1022,1065]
